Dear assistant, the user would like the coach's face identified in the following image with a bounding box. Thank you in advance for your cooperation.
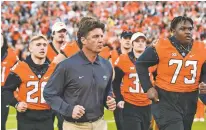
[83,28,104,54]
[172,20,193,45]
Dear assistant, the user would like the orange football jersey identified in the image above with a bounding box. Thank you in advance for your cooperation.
[115,54,151,106]
[99,46,111,59]
[154,38,206,92]
[46,43,59,62]
[110,50,120,65]
[11,61,57,110]
[61,41,80,58]
[1,48,19,86]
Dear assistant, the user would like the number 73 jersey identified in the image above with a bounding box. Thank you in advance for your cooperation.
[11,61,57,110]
[115,54,151,106]
[154,38,206,92]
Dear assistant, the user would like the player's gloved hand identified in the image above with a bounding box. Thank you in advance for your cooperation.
[117,101,125,108]
[72,105,85,119]
[147,87,159,102]
[16,102,27,112]
[107,96,116,111]
[199,82,206,94]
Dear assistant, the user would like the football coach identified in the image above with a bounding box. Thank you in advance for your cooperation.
[43,17,116,130]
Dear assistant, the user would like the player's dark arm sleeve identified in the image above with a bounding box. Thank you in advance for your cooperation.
[112,66,124,103]
[2,72,22,107]
[199,62,206,105]
[200,62,206,83]
[199,94,206,105]
[43,63,74,117]
[135,47,159,92]
[103,65,114,108]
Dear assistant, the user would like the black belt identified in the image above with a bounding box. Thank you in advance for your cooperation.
[65,116,102,123]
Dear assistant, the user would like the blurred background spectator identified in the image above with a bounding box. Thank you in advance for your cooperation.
[1,1,206,60]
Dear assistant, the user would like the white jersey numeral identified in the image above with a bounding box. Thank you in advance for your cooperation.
[128,73,144,93]
[26,81,47,103]
[169,59,197,84]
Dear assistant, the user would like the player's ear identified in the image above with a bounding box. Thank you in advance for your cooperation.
[28,43,33,53]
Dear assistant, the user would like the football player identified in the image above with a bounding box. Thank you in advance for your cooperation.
[2,34,55,130]
[47,22,67,63]
[113,32,151,130]
[136,16,206,130]
[48,21,68,130]
[1,33,19,130]
[112,30,133,130]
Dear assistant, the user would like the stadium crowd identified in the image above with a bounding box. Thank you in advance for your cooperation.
[1,1,206,60]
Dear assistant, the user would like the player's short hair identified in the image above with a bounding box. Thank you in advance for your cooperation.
[77,17,105,49]
[30,34,48,44]
[170,16,194,31]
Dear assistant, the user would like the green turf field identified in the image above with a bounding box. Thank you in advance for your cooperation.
[6,107,206,130]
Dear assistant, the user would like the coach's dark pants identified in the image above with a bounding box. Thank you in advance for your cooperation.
[123,102,151,130]
[113,107,124,130]
[1,95,9,130]
[152,87,198,130]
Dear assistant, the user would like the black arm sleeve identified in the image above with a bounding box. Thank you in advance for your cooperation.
[199,62,206,105]
[43,63,74,117]
[135,47,159,92]
[112,66,124,103]
[200,62,206,83]
[2,72,22,107]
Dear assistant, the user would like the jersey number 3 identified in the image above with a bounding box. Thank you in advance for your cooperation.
[26,81,47,103]
[169,59,197,84]
[129,73,144,93]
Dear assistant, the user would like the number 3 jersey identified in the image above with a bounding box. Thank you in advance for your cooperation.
[114,52,151,106]
[154,38,206,92]
[11,61,56,110]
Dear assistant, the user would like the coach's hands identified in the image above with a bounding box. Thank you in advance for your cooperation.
[147,87,159,102]
[16,102,27,112]
[107,96,116,111]
[199,82,206,94]
[117,101,124,108]
[72,105,85,119]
